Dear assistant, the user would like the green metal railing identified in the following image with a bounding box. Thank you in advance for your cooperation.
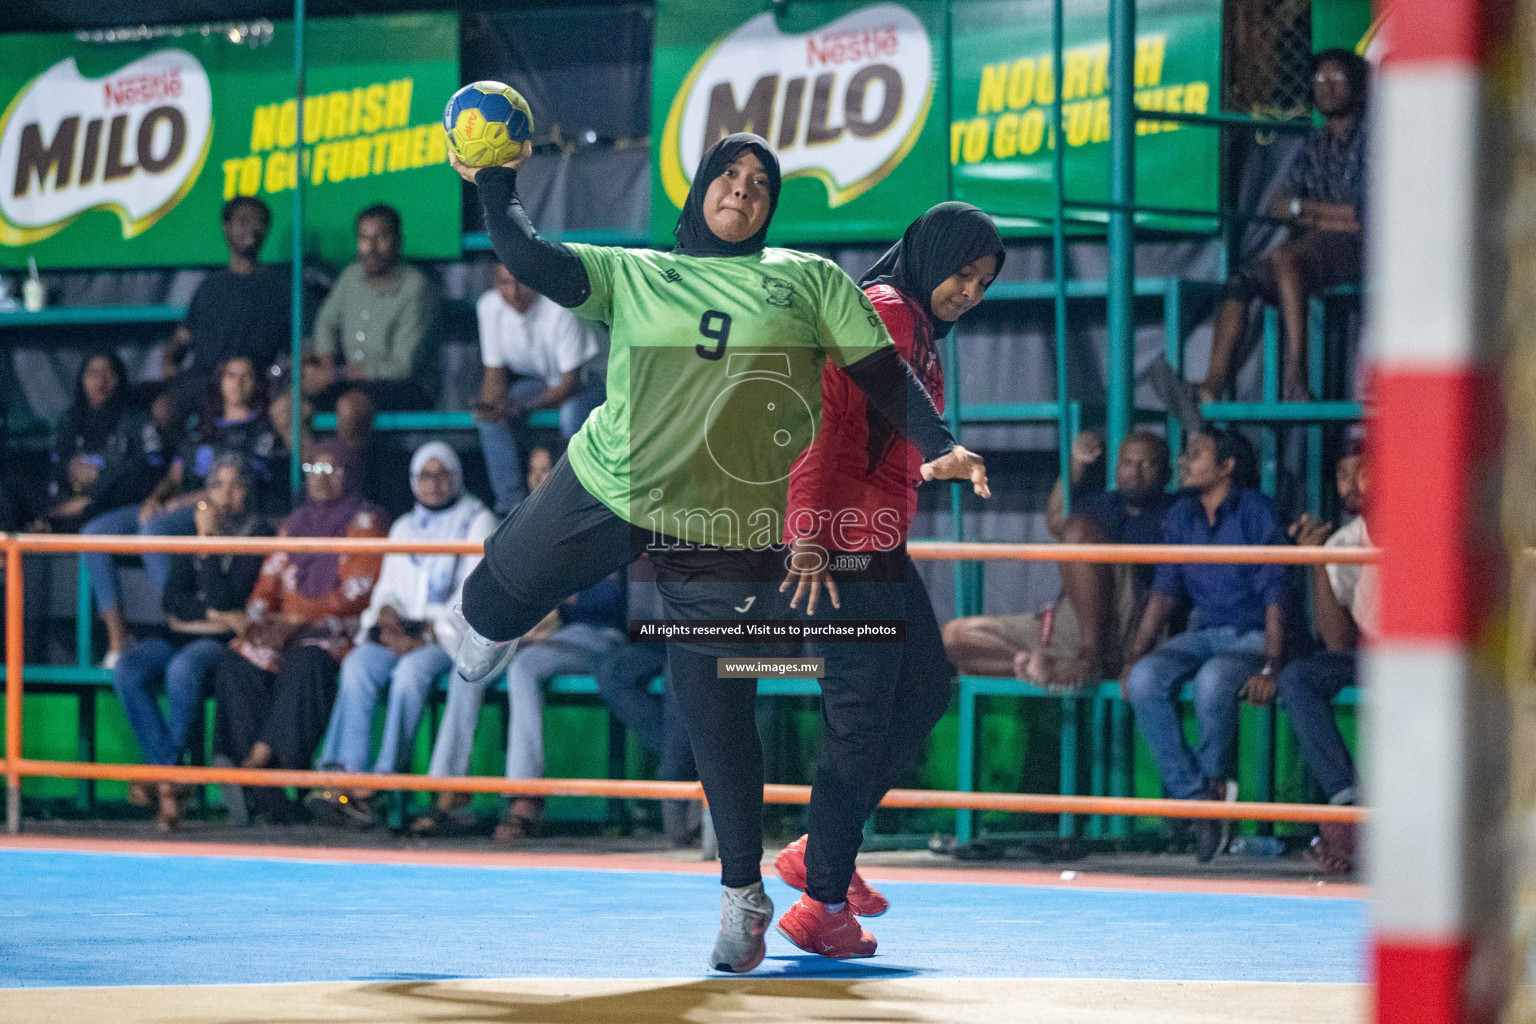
[3,0,1365,842]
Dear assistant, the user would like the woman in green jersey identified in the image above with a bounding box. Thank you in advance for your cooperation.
[448,133,988,973]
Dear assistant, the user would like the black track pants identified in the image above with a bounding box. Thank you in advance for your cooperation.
[666,643,765,889]
[802,557,954,904]
[462,453,637,642]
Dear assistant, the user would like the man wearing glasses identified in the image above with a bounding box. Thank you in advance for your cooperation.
[1197,48,1370,405]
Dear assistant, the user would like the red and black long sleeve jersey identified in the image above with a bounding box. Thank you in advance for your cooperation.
[785,284,943,552]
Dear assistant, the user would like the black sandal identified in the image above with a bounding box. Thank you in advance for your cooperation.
[492,797,544,845]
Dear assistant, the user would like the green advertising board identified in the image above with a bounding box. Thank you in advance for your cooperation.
[652,0,950,244]
[0,13,460,269]
[655,0,1224,242]
[950,0,1223,233]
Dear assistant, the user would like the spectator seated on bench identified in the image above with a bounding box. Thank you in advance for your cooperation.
[157,197,296,424]
[303,204,440,413]
[112,454,268,831]
[1199,49,1369,404]
[1279,441,1372,875]
[1120,429,1288,864]
[942,429,1173,689]
[132,356,287,611]
[474,262,606,515]
[304,442,496,827]
[53,350,168,665]
[211,441,385,823]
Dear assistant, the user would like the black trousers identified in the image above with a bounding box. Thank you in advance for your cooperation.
[801,556,953,903]
[666,644,764,888]
[463,453,637,642]
[213,644,341,770]
[665,556,954,896]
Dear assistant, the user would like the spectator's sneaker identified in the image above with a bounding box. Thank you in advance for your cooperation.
[303,788,375,829]
[774,834,889,917]
[776,894,878,959]
[708,881,773,973]
[1193,777,1226,864]
[449,604,519,683]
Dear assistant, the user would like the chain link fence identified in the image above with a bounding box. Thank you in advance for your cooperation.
[1224,0,1314,116]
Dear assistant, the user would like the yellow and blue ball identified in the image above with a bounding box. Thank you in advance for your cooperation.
[443,81,533,168]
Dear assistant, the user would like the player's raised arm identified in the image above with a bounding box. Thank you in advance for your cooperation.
[451,152,592,310]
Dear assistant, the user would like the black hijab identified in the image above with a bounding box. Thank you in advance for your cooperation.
[860,202,1006,339]
[66,349,129,452]
[674,133,782,257]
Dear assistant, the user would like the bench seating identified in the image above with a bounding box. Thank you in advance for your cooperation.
[955,675,1362,844]
[2,666,822,812]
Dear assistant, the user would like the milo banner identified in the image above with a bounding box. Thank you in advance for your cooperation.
[652,0,949,244]
[950,0,1222,231]
[654,0,1222,243]
[0,13,459,269]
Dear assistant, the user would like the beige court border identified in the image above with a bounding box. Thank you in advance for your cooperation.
[3,976,1366,1024]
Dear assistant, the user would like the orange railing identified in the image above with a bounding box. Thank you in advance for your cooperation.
[1,533,1377,835]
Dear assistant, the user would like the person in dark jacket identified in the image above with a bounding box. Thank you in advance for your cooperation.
[112,453,268,831]
[38,351,164,532]
[135,356,287,595]
[45,351,167,663]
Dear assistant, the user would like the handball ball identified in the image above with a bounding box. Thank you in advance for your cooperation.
[444,81,534,168]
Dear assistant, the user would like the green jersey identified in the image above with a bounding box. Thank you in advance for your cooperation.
[563,243,893,549]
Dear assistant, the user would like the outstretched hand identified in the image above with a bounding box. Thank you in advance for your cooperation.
[920,444,991,498]
[779,539,840,617]
[448,142,532,184]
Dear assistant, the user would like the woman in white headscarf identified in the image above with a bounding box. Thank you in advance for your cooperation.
[307,441,498,826]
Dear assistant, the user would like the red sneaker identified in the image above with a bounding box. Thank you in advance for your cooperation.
[773,834,889,917]
[776,894,877,959]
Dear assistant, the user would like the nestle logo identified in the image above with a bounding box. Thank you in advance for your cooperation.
[103,70,183,108]
[806,24,899,67]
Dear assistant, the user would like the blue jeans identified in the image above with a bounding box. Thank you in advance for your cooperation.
[1276,650,1358,802]
[111,636,224,765]
[1125,626,1267,799]
[479,373,605,515]
[83,504,199,613]
[593,642,694,782]
[317,641,452,774]
[428,622,624,780]
[82,504,140,615]
[139,505,198,596]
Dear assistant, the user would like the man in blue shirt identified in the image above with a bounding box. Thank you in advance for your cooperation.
[942,429,1173,688]
[1120,429,1288,862]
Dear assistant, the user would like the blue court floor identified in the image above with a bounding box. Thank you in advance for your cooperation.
[0,848,1366,989]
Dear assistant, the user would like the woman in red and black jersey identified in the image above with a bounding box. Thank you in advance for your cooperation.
[774,203,1004,958]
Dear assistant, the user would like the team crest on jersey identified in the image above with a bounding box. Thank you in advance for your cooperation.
[761,275,795,308]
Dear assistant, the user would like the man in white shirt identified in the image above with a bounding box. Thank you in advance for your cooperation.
[475,263,606,513]
[1273,444,1374,873]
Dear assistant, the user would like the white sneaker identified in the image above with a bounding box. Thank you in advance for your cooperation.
[100,650,120,671]
[709,881,774,973]
[450,604,519,683]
